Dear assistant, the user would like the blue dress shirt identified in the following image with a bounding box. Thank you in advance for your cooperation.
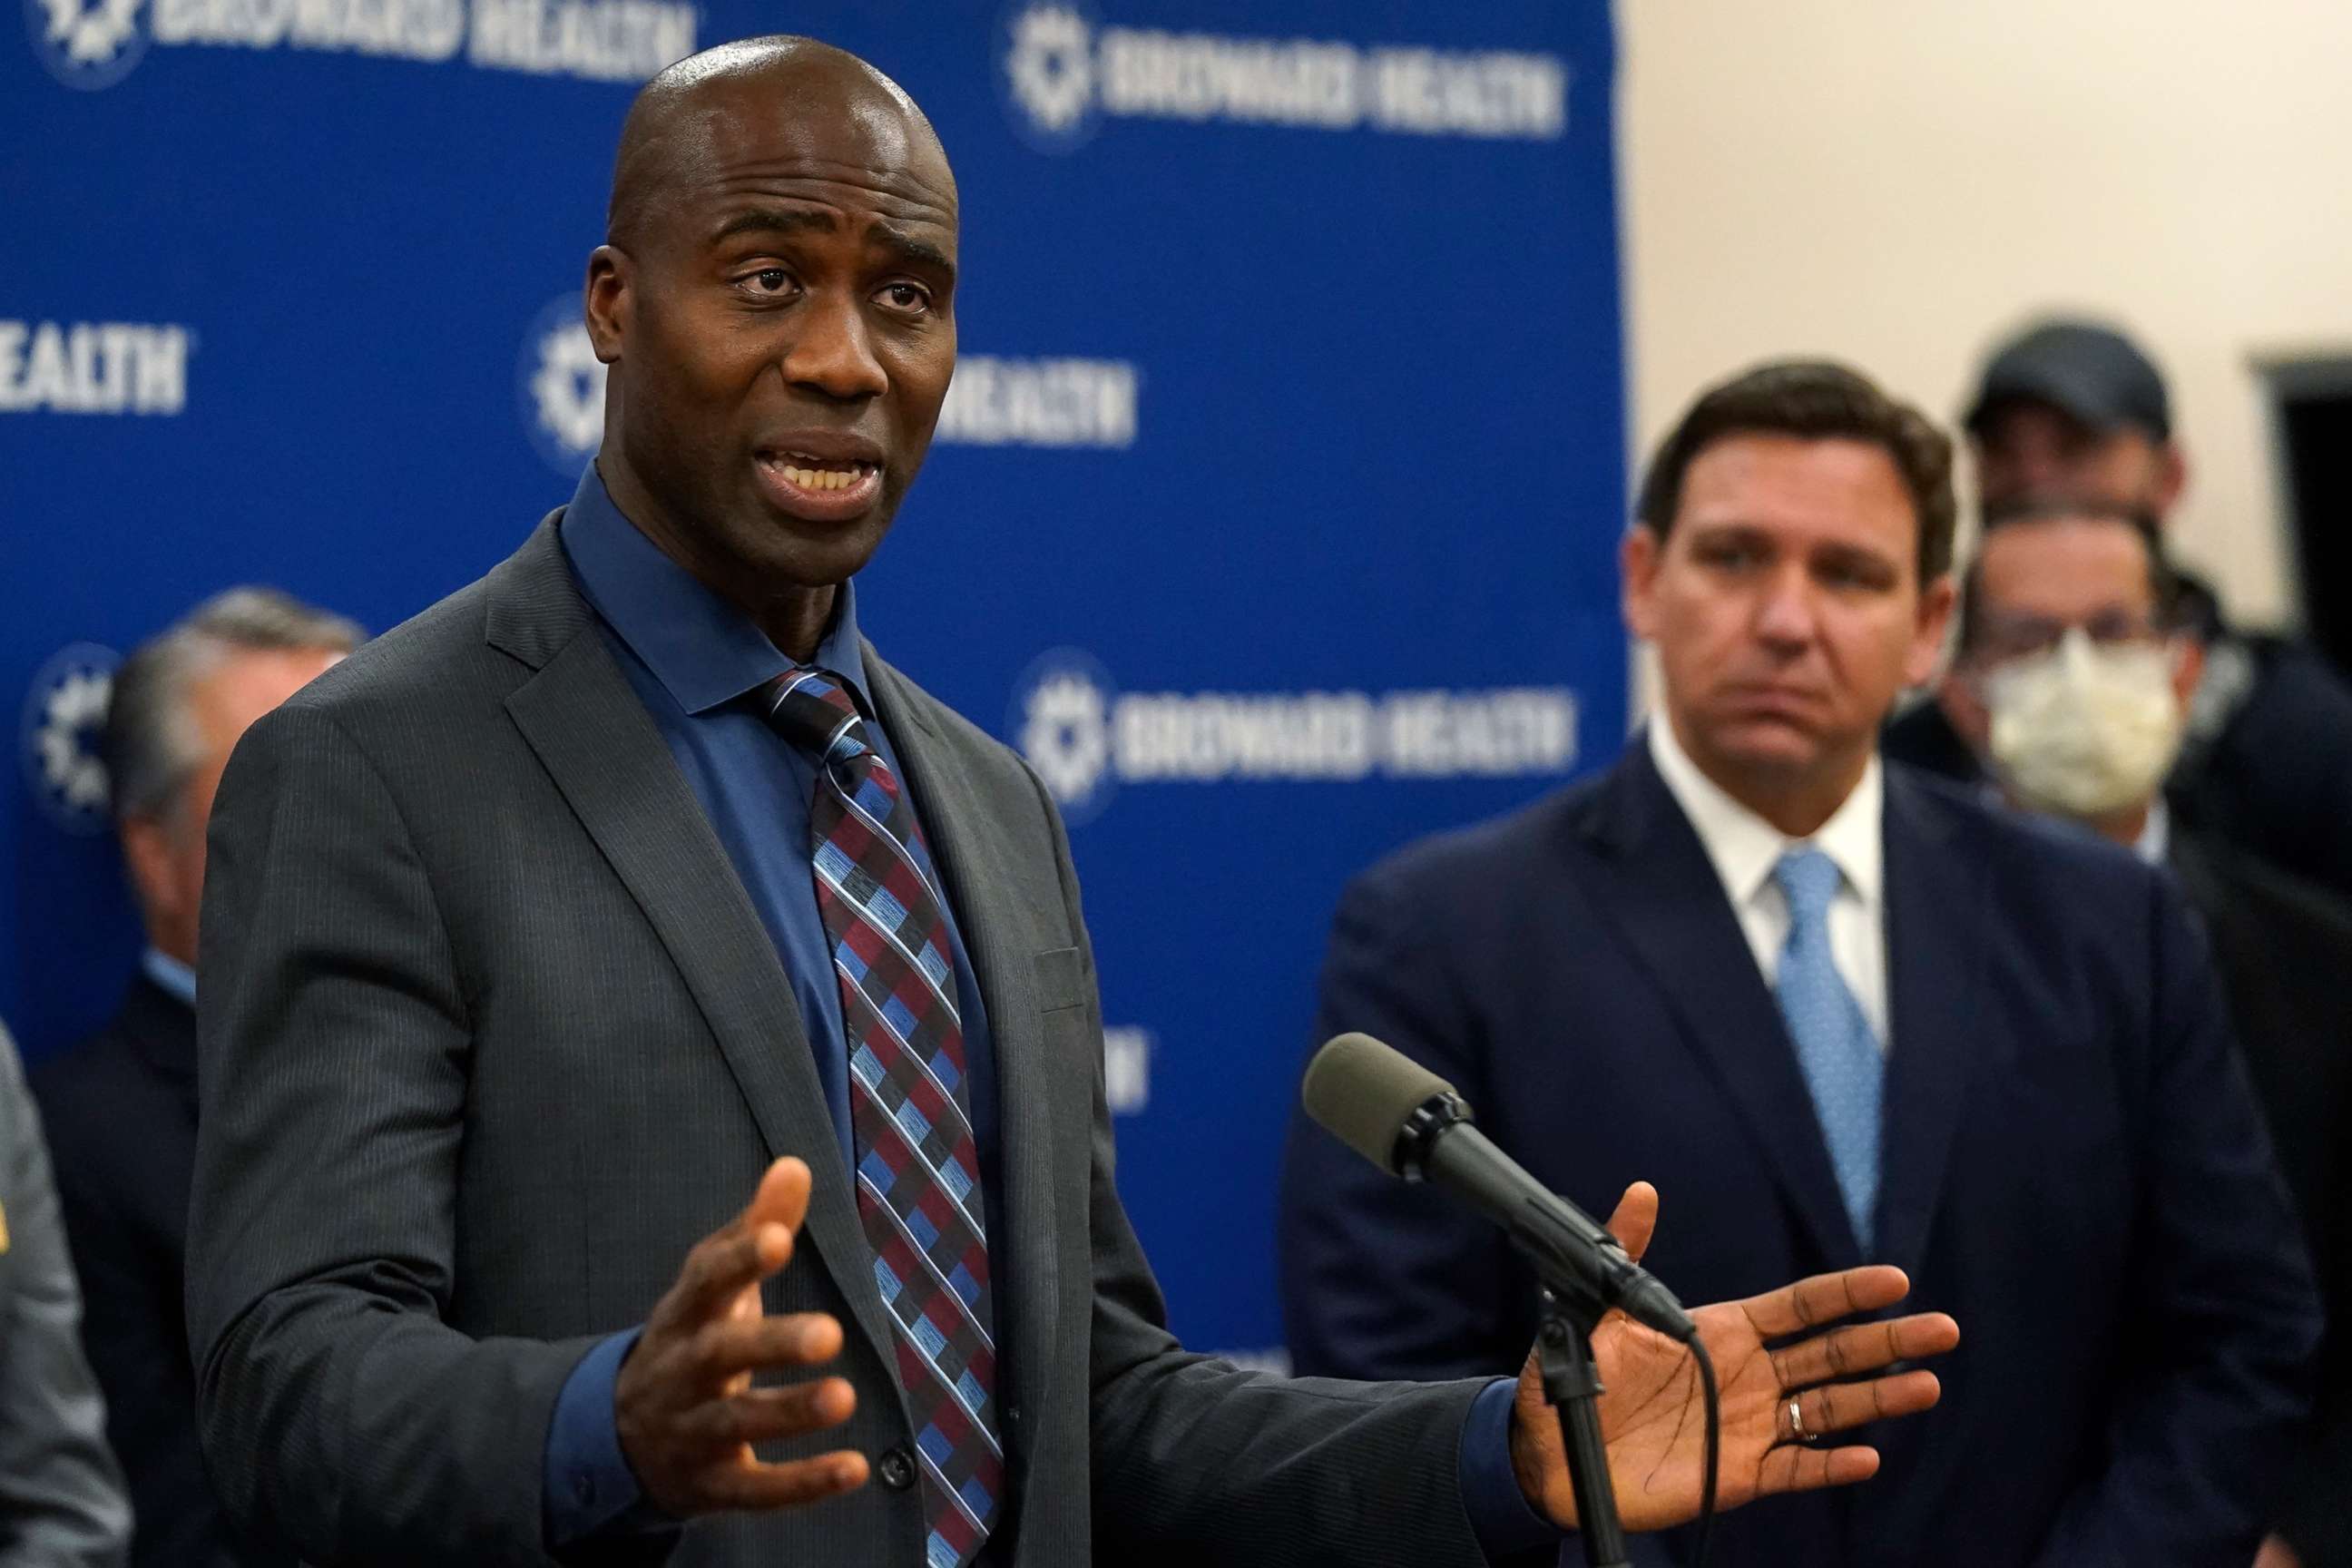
[541,465,1550,1561]
[142,947,197,1007]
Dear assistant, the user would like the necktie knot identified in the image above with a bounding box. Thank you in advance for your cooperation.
[762,667,870,769]
[1773,846,1842,929]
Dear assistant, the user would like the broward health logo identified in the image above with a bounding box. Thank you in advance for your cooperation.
[1010,649,1580,824]
[24,0,693,89]
[999,2,1096,152]
[997,1,1569,152]
[0,320,191,414]
[516,294,603,476]
[1014,650,1120,820]
[935,356,1137,450]
[19,643,119,836]
[27,0,147,88]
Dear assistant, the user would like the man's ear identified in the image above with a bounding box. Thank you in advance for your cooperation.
[119,815,182,929]
[1622,526,1661,642]
[1937,669,1992,756]
[1905,573,1958,689]
[2172,634,2207,710]
[583,246,631,365]
[2151,441,2188,515]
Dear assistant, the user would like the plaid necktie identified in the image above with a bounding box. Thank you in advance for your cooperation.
[763,666,1002,1568]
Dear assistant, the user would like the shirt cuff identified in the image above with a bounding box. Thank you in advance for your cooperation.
[1458,1376,1562,1560]
[544,1327,677,1549]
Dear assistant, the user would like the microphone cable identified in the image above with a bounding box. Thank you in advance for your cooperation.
[1686,1334,1720,1568]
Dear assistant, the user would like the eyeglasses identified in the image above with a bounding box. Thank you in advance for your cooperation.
[1971,610,2174,666]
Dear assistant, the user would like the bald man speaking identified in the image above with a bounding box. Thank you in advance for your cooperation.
[187,38,1955,1568]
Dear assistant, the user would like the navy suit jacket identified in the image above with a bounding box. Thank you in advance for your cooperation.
[1279,742,2319,1568]
[34,976,286,1568]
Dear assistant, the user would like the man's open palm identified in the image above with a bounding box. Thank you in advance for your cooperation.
[1510,1183,1961,1532]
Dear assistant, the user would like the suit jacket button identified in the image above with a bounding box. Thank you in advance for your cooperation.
[878,1446,916,1490]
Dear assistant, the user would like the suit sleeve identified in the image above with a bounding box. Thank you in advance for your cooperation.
[1278,860,1528,1382]
[2277,1138,2352,1563]
[2189,642,2352,902]
[2275,925,2352,1565]
[1015,771,1511,1568]
[185,702,633,1568]
[2028,875,2323,1567]
[0,1029,132,1566]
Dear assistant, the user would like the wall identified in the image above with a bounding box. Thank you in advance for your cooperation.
[1618,0,2352,627]
[4,1,1626,1358]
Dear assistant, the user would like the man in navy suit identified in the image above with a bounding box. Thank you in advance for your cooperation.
[1278,360,2320,1567]
[33,587,357,1568]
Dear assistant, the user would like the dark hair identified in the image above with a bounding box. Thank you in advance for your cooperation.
[1635,360,1958,583]
[1953,498,2178,657]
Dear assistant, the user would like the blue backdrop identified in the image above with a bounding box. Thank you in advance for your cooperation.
[3,0,1626,1359]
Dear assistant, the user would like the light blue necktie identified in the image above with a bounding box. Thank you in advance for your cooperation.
[1770,847,1883,1249]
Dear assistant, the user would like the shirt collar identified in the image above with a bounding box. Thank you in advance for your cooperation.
[1646,717,1884,911]
[142,946,197,1009]
[557,463,871,716]
[2133,796,2171,866]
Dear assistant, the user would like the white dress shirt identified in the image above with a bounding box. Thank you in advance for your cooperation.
[1646,720,1891,1051]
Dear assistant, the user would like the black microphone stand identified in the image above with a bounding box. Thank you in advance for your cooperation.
[1535,1283,1630,1568]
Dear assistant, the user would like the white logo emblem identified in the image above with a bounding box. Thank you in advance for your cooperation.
[1000,2,1098,151]
[1102,1024,1151,1114]
[1007,647,1580,822]
[515,293,605,476]
[1011,652,1118,821]
[26,0,149,88]
[19,643,118,835]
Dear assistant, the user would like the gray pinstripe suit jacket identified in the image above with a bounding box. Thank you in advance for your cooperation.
[186,516,1498,1568]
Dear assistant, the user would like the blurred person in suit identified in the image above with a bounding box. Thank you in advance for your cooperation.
[1883,318,2352,897]
[0,1018,132,1565]
[1936,499,2352,1568]
[32,587,358,1568]
[1279,359,2322,1566]
[182,37,1960,1568]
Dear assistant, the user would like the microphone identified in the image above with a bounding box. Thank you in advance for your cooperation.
[1301,1031,1698,1344]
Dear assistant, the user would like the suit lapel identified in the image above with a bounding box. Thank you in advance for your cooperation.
[1574,748,1863,1268]
[1872,772,1986,1280]
[862,652,1064,1500]
[488,521,901,1377]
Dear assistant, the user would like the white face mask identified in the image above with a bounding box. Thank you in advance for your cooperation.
[1982,629,2185,818]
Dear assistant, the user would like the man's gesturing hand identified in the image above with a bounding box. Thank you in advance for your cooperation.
[615,1157,870,1516]
[1508,1182,1963,1532]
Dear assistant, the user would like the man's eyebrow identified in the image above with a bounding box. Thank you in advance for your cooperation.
[709,207,838,245]
[705,208,955,280]
[1811,538,1904,575]
[869,222,956,280]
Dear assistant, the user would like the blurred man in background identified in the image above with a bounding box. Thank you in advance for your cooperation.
[1939,501,2352,1568]
[0,1018,132,1565]
[1885,317,2352,897]
[1280,359,2320,1566]
[33,588,358,1568]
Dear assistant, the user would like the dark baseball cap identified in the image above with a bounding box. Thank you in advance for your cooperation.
[1965,319,2171,441]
